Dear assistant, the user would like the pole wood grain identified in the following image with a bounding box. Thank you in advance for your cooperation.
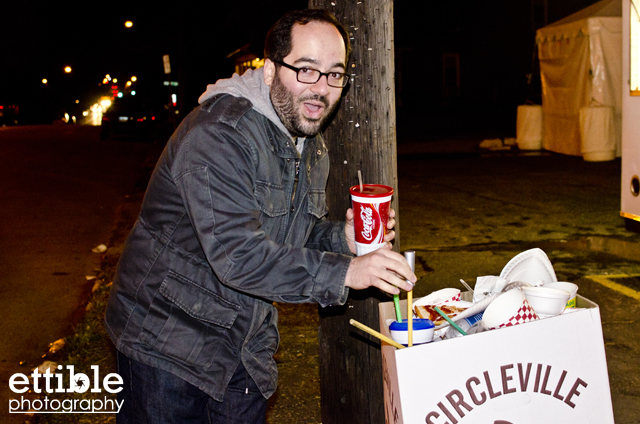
[308,1,398,423]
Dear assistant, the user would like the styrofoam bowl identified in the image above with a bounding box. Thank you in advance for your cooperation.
[522,286,570,317]
[545,282,578,307]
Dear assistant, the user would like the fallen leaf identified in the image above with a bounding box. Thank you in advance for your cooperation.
[48,339,65,354]
[35,361,57,374]
[91,244,107,253]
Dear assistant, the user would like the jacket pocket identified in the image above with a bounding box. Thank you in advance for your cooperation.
[307,189,328,219]
[255,181,287,239]
[243,305,279,391]
[255,181,287,216]
[139,271,240,369]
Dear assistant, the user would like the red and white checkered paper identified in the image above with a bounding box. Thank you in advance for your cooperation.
[491,298,539,329]
[436,293,461,304]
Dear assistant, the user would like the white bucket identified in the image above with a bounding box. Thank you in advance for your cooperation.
[579,106,616,162]
[516,105,543,150]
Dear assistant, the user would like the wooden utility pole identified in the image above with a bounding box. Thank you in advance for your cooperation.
[309,1,398,423]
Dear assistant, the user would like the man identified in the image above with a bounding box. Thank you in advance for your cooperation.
[105,9,415,423]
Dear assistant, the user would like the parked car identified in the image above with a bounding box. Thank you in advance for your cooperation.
[100,96,160,141]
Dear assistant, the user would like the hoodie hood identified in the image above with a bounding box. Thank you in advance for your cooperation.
[198,68,291,139]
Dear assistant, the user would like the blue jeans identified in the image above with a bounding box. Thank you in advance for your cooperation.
[116,350,268,424]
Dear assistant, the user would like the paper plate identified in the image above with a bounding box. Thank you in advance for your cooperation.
[499,248,557,285]
[412,288,461,308]
[412,300,474,329]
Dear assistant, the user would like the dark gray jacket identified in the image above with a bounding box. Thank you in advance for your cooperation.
[104,92,352,402]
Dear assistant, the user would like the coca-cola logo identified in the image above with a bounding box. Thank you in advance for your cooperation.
[360,206,374,241]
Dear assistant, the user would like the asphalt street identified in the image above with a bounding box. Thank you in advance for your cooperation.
[396,146,640,424]
[0,125,159,424]
[2,125,639,423]
[270,144,640,423]
[268,143,640,424]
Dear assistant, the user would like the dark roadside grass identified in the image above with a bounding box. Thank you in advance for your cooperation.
[34,188,147,424]
[34,244,323,424]
[33,139,323,423]
[34,252,121,424]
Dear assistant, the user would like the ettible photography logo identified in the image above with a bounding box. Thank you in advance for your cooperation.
[8,365,123,414]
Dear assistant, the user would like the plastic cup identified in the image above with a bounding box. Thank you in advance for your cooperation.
[545,282,578,308]
[482,289,539,330]
[350,184,393,256]
[388,319,435,346]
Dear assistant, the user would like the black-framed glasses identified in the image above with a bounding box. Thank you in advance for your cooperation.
[275,60,349,88]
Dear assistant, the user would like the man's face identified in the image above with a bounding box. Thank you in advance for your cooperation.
[265,21,347,137]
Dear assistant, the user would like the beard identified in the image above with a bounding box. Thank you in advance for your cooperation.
[269,73,338,137]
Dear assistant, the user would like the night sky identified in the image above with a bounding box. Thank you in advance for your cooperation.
[1,0,600,125]
[1,1,308,121]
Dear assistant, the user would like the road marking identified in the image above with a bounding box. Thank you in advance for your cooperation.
[586,274,640,301]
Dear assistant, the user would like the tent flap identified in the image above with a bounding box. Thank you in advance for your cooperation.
[537,0,621,158]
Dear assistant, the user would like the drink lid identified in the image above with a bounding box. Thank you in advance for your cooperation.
[349,184,394,197]
[389,318,434,331]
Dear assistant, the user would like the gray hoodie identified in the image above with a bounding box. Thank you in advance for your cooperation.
[198,68,292,141]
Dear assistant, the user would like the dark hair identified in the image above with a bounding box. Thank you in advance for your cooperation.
[264,9,351,65]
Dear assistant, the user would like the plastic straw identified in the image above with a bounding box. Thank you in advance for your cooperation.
[459,279,474,295]
[349,319,405,349]
[358,170,364,192]
[393,294,402,322]
[404,251,416,346]
[434,306,468,336]
[407,290,413,346]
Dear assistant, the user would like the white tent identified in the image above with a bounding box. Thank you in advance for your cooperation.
[536,0,622,158]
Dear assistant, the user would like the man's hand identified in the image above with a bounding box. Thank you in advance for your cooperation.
[344,248,416,295]
[345,208,397,255]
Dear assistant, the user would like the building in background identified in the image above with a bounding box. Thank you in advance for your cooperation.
[227,44,265,76]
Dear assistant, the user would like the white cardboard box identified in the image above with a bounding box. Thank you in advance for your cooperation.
[379,295,615,424]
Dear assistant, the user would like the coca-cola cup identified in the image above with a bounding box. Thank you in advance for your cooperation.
[349,184,394,256]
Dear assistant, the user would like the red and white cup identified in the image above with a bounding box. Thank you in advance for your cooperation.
[349,184,393,256]
[482,289,539,331]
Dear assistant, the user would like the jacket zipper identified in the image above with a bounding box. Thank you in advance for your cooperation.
[290,159,300,212]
